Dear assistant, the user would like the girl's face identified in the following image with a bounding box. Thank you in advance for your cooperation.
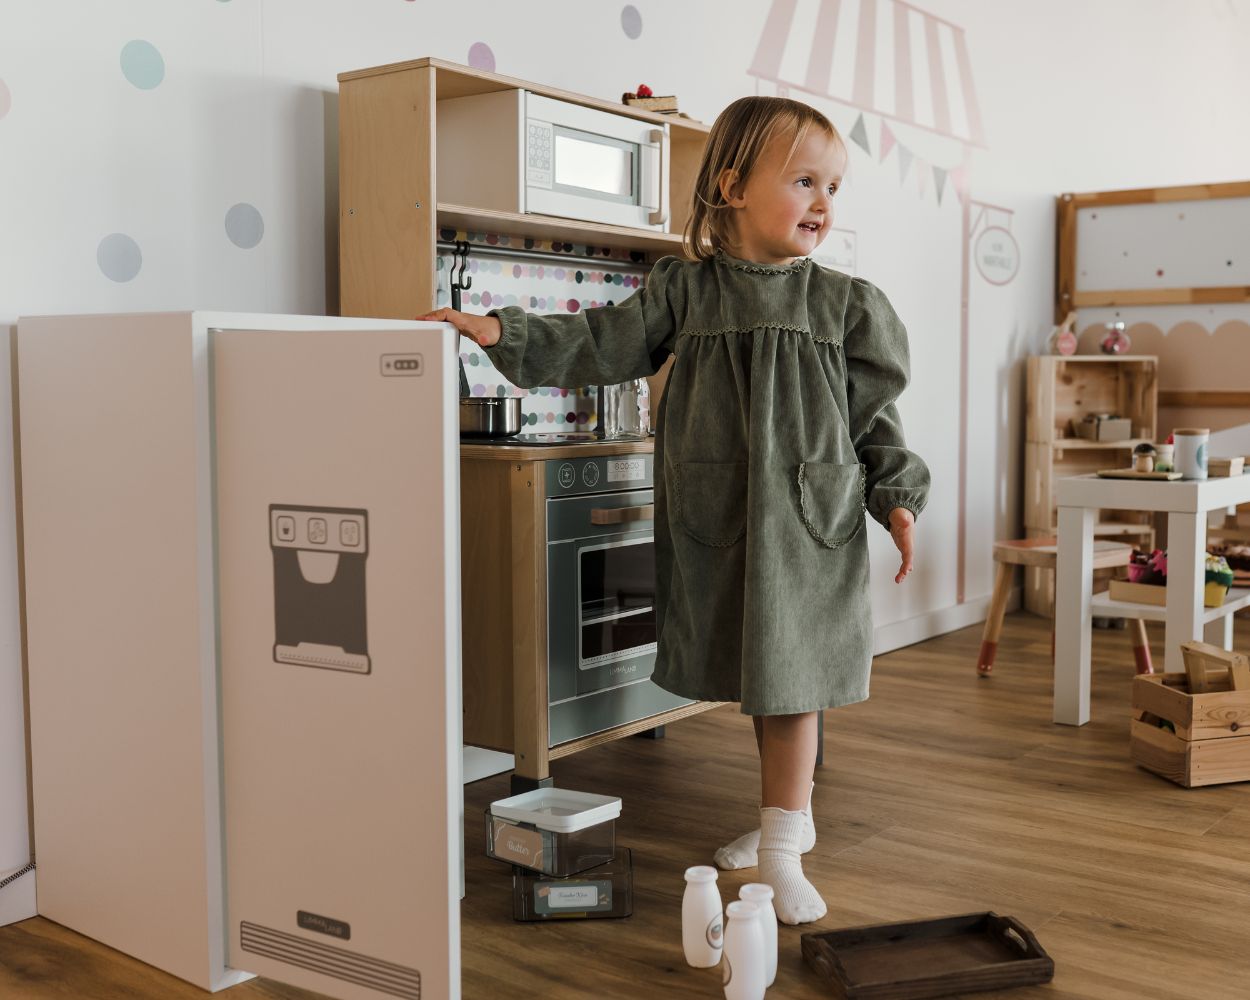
[719,126,847,265]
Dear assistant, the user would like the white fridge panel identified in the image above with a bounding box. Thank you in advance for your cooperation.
[213,325,460,1000]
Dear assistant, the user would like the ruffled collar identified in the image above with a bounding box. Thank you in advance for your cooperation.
[714,248,811,274]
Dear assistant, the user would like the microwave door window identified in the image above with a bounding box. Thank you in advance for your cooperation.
[579,539,657,668]
[552,129,637,205]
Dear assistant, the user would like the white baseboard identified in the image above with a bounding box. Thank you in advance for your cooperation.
[873,587,1019,655]
[463,745,514,784]
[0,863,36,928]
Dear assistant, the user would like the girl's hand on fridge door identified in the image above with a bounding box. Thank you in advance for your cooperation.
[415,308,502,348]
[888,507,915,584]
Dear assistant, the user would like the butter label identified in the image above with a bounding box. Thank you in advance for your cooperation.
[492,818,546,869]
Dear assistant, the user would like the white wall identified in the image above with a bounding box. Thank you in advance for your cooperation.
[3,0,1249,919]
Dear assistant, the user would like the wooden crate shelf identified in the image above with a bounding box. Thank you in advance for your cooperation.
[1024,354,1159,616]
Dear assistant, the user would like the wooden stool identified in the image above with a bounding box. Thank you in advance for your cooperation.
[978,537,1153,676]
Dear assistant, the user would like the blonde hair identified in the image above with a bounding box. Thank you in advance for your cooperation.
[683,96,842,262]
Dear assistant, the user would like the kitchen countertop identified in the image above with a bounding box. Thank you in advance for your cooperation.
[460,438,655,461]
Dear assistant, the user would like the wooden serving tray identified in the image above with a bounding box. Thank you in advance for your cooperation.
[1096,468,1183,480]
[801,912,1054,1000]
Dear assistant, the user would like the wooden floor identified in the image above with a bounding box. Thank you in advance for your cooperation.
[4,611,1249,999]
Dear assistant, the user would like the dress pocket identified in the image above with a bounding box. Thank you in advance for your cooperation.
[675,462,747,546]
[797,461,866,549]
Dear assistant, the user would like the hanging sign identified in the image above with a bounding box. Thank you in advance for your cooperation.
[974,226,1020,285]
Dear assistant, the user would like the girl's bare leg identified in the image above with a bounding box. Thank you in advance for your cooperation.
[759,712,818,809]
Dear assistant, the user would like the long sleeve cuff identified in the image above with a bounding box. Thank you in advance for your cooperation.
[867,487,927,529]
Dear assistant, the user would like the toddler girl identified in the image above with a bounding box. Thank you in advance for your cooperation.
[420,96,929,925]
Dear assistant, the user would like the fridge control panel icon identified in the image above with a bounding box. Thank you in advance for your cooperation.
[270,505,370,674]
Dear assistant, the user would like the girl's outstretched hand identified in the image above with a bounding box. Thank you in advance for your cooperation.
[888,507,915,584]
[415,307,502,349]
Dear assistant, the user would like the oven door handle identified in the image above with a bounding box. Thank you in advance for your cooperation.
[648,128,669,226]
[590,504,655,525]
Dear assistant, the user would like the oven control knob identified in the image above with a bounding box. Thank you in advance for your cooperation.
[582,463,601,488]
[558,463,576,490]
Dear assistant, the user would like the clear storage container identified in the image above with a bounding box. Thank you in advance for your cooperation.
[512,848,633,921]
[485,788,620,877]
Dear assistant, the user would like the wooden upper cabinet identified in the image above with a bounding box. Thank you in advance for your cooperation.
[337,57,709,320]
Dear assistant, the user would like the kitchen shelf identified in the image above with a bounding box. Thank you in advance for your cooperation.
[1094,521,1154,536]
[1052,438,1151,451]
[437,203,684,256]
[1089,587,1250,623]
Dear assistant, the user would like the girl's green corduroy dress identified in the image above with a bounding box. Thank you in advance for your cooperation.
[486,249,930,716]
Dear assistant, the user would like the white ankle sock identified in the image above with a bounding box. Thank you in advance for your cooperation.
[757,807,827,925]
[714,782,815,871]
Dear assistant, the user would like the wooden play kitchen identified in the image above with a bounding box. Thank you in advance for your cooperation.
[1132,641,1250,787]
[337,59,716,788]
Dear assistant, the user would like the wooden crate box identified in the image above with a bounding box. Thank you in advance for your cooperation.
[1130,642,1250,787]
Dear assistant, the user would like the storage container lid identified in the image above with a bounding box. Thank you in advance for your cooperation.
[490,788,622,833]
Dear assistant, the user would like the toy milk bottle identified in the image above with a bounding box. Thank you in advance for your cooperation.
[722,899,766,1000]
[739,883,778,987]
[682,865,723,967]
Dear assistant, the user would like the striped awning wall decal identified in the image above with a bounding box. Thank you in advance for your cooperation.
[749,0,984,147]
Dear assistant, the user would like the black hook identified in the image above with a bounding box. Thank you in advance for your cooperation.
[451,240,473,293]
[449,240,474,312]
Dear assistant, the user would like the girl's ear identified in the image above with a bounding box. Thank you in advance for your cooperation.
[718,168,746,208]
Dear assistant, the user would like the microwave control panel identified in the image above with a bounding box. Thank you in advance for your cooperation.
[526,119,553,189]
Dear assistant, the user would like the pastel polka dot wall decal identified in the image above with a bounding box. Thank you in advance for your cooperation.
[225,202,264,248]
[0,79,10,119]
[468,42,495,72]
[621,5,643,38]
[98,233,142,282]
[120,40,165,90]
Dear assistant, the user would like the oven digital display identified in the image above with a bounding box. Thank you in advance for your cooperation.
[606,458,645,483]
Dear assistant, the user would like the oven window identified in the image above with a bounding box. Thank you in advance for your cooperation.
[579,539,656,667]
[554,129,635,199]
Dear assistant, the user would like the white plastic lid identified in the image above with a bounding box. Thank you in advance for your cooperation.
[489,788,621,833]
[726,900,759,919]
[739,883,774,901]
[684,865,718,883]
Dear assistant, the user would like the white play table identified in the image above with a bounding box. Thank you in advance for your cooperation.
[1054,473,1250,725]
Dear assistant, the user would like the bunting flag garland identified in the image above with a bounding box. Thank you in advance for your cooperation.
[897,145,914,182]
[848,113,871,155]
[879,121,896,163]
[844,107,968,206]
[949,164,970,205]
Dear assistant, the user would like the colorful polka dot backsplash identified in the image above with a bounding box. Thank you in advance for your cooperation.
[437,230,650,429]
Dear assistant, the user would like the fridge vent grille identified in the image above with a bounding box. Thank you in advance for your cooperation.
[240,921,421,999]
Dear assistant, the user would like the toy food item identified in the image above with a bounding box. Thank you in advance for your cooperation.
[1204,554,1235,607]
[1101,320,1131,354]
[1128,548,1163,584]
[1133,442,1156,473]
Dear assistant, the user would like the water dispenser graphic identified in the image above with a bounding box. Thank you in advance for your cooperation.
[270,504,370,674]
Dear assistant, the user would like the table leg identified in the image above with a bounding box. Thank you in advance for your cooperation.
[1055,505,1094,725]
[1222,613,1235,651]
[1164,511,1205,674]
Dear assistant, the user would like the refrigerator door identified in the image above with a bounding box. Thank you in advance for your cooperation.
[212,326,461,1000]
